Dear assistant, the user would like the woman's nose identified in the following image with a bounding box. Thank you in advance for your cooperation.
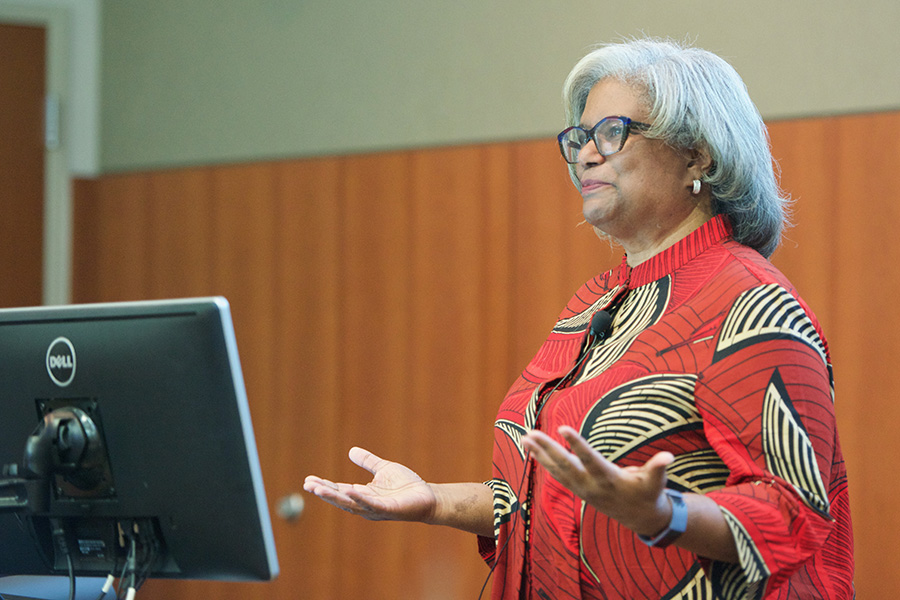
[577,140,604,167]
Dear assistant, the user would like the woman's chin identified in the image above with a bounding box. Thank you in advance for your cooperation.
[582,203,614,232]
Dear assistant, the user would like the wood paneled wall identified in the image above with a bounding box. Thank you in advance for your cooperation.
[768,112,900,598]
[71,113,899,598]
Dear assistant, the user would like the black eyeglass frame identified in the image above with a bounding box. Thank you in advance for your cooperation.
[557,116,652,164]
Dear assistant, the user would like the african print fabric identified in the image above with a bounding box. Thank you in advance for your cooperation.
[479,215,854,599]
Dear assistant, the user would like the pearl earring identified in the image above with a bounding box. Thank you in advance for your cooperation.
[691,179,702,195]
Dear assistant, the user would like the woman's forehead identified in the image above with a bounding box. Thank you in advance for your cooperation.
[581,79,649,126]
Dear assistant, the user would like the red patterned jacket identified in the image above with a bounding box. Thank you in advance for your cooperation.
[479,215,854,599]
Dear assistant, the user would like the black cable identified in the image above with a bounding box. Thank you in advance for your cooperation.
[476,312,614,599]
[48,518,75,600]
[124,535,137,600]
[476,349,595,599]
[129,535,137,592]
[114,553,127,598]
[133,524,156,592]
[476,456,530,600]
[115,529,136,600]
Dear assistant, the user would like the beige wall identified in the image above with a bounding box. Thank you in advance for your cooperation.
[100,0,900,172]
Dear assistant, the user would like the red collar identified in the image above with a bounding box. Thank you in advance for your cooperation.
[614,215,733,288]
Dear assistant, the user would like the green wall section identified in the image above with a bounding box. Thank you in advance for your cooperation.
[100,0,900,172]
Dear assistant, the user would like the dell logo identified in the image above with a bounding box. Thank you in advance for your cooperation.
[46,337,76,387]
[48,355,73,369]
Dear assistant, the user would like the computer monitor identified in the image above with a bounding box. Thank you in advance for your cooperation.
[0,297,279,588]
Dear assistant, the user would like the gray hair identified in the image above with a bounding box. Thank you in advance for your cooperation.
[562,37,788,257]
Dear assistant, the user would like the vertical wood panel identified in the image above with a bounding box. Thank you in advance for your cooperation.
[146,167,216,298]
[405,144,514,598]
[769,112,900,597]
[830,113,900,598]
[477,144,519,437]
[408,144,510,480]
[71,177,99,301]
[209,164,280,600]
[769,118,837,326]
[269,157,344,599]
[70,113,900,598]
[73,173,153,302]
[337,150,416,599]
[134,163,282,600]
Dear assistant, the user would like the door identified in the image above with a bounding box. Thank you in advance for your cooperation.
[0,22,45,307]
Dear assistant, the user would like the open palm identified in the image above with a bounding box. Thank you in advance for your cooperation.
[304,447,437,523]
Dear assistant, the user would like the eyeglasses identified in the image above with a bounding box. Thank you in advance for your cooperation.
[557,116,651,164]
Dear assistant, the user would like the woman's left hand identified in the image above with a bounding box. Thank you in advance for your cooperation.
[522,425,675,537]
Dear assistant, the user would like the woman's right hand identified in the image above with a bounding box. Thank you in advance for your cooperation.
[303,447,437,523]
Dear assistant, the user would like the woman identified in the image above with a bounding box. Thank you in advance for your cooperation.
[304,37,854,599]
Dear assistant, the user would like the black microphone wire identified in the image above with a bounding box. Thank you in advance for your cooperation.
[476,310,612,599]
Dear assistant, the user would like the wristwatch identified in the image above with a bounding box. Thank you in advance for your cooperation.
[638,488,687,548]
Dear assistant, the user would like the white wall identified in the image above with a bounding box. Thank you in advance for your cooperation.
[98,0,900,173]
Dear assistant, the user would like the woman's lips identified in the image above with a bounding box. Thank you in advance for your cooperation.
[580,179,609,194]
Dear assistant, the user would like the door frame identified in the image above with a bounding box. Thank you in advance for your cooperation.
[0,1,72,305]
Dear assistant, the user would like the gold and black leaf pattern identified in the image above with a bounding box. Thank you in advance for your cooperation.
[712,508,771,600]
[667,448,731,493]
[521,279,670,434]
[762,369,831,517]
[580,373,701,462]
[551,285,625,335]
[577,277,670,382]
[486,478,520,536]
[495,419,528,460]
[714,284,827,366]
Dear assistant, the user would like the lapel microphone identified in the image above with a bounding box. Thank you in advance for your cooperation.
[589,310,613,340]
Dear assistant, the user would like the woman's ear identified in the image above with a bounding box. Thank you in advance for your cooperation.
[686,146,713,180]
